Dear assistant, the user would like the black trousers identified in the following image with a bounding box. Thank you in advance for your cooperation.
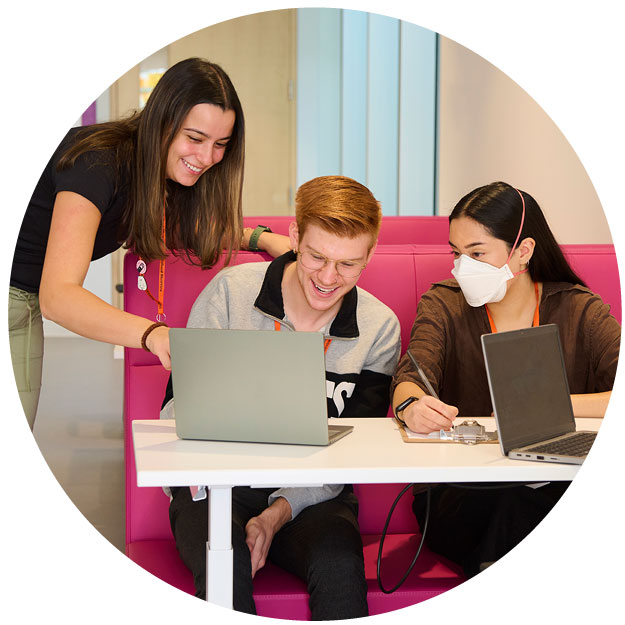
[169,485,368,620]
[413,482,570,578]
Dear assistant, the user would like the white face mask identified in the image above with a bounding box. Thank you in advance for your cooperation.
[451,254,515,307]
[451,188,529,307]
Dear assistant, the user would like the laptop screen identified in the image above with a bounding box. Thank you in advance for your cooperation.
[169,328,331,445]
[481,324,575,454]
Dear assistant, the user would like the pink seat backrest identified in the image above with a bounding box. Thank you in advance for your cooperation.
[124,241,620,545]
[242,215,449,245]
[358,245,419,352]
[562,244,621,323]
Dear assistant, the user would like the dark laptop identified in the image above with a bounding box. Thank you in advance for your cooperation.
[481,324,596,465]
[169,328,353,445]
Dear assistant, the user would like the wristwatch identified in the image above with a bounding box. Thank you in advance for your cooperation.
[248,225,272,252]
[394,396,418,426]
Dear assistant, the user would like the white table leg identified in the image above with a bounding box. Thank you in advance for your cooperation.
[206,486,233,609]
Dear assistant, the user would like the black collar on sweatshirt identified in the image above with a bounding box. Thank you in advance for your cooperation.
[254,250,360,339]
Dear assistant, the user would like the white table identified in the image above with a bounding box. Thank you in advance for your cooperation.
[132,417,600,608]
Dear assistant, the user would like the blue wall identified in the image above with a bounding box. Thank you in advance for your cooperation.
[297,8,438,215]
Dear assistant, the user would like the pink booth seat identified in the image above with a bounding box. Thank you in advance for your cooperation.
[128,534,463,619]
[563,245,621,322]
[242,215,449,246]
[124,236,620,619]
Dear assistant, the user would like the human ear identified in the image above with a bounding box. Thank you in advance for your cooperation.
[288,221,299,251]
[517,237,536,265]
[365,240,378,265]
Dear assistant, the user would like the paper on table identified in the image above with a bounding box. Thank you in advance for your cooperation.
[403,428,454,441]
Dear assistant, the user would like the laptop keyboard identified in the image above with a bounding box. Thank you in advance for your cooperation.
[525,431,597,457]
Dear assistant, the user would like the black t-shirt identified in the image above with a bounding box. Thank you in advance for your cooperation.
[10,127,130,293]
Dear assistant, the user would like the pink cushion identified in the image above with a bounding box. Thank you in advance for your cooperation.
[363,533,464,614]
[127,533,464,618]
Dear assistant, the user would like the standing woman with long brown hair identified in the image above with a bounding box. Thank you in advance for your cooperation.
[9,57,288,430]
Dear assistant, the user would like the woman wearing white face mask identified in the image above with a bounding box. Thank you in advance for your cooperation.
[390,181,620,578]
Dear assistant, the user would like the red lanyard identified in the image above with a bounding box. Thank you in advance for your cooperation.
[137,199,167,322]
[486,282,539,333]
[274,320,332,353]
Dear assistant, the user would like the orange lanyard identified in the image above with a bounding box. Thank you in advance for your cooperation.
[486,282,539,333]
[274,320,332,353]
[137,199,167,322]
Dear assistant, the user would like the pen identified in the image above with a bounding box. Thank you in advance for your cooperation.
[407,351,439,400]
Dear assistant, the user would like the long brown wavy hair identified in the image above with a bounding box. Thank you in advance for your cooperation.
[58,57,244,268]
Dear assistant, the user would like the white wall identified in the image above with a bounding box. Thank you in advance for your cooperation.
[437,36,612,244]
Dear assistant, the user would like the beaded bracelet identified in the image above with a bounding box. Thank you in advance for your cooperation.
[141,322,168,352]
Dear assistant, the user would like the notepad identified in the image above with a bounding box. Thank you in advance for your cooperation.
[396,421,498,444]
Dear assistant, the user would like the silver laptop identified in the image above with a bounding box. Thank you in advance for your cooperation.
[169,328,353,445]
[481,324,596,465]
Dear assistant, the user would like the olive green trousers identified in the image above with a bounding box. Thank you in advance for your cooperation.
[8,287,44,430]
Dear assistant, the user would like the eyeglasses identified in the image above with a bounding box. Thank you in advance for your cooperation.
[297,251,367,278]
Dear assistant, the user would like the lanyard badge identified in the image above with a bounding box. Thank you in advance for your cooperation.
[136,199,167,322]
[136,259,147,291]
[136,257,166,322]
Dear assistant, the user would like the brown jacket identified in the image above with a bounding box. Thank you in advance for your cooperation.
[391,280,620,417]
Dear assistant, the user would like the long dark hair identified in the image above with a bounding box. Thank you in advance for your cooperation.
[58,57,244,268]
[449,181,586,286]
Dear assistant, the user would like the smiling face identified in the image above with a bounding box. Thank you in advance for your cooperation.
[165,103,235,186]
[289,222,375,315]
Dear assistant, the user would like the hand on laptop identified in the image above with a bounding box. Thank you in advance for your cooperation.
[402,395,458,434]
[245,497,292,578]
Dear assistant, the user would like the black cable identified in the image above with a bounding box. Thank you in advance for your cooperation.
[377,484,431,594]
[376,481,538,594]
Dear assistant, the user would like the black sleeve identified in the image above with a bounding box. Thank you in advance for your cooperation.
[54,149,118,215]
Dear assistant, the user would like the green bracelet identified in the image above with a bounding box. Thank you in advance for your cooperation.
[248,225,272,252]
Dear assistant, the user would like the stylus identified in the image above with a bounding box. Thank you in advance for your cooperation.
[407,351,440,400]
